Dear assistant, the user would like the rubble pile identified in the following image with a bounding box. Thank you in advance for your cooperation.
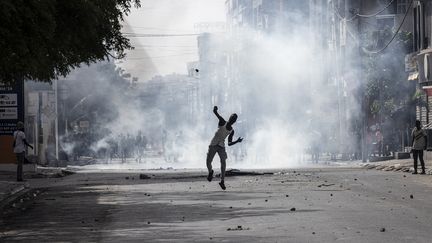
[362,163,432,175]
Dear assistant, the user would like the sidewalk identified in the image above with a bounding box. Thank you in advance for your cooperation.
[0,165,74,208]
[0,171,29,208]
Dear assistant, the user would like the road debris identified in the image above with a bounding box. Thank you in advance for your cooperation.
[317,183,335,187]
[139,174,151,179]
[227,225,250,231]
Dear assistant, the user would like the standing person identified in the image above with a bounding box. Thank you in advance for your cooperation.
[411,120,427,174]
[206,106,243,190]
[375,129,383,156]
[310,130,321,164]
[136,131,143,163]
[13,121,33,181]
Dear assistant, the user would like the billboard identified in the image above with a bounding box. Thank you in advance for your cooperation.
[0,81,24,163]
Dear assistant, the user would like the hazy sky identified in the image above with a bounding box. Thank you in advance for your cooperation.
[121,0,226,81]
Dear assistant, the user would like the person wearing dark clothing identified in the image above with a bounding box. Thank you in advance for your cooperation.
[411,120,427,174]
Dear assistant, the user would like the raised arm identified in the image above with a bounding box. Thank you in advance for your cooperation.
[228,130,243,146]
[213,106,226,126]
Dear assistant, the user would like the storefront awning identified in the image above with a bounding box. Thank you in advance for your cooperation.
[408,71,419,81]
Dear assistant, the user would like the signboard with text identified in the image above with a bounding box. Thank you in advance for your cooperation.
[0,81,24,164]
[0,81,24,135]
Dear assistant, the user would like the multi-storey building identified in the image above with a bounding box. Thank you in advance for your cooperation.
[192,0,417,163]
[330,0,416,156]
[408,0,432,133]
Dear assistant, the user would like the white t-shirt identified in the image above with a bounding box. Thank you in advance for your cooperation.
[412,127,427,150]
[13,130,26,153]
[210,125,232,147]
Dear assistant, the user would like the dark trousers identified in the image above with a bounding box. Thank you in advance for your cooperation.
[16,152,25,181]
[412,149,425,173]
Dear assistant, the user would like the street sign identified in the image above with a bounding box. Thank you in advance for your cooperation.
[0,81,24,135]
[0,107,18,119]
[0,94,17,106]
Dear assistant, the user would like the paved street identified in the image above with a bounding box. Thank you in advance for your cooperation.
[1,167,432,243]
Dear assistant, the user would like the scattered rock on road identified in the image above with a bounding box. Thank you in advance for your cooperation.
[139,174,151,179]
[318,183,335,188]
[227,225,250,231]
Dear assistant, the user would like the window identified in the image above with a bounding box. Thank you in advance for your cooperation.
[376,16,395,30]
[413,1,426,51]
[397,0,408,14]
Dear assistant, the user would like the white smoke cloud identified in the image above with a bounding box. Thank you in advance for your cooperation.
[62,2,369,170]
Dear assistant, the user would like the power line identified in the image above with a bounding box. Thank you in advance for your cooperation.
[134,45,196,47]
[132,48,197,51]
[126,26,193,32]
[357,0,397,18]
[334,0,397,22]
[123,33,199,37]
[125,53,197,60]
[362,0,413,54]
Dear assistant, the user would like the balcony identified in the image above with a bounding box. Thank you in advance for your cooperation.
[416,48,432,85]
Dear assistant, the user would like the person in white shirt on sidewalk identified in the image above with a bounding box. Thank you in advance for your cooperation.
[206,106,243,190]
[13,121,33,181]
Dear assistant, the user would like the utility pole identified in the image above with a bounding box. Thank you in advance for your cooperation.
[54,79,59,160]
[358,1,367,162]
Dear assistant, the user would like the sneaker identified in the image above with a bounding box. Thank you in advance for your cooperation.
[421,171,426,175]
[412,171,418,174]
[219,181,226,190]
[207,170,214,182]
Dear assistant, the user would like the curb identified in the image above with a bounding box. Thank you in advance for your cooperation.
[0,183,29,210]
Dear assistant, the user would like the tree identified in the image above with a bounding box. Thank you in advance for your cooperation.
[361,29,416,152]
[363,29,414,120]
[0,0,140,84]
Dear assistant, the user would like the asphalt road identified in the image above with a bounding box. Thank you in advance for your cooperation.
[1,167,432,243]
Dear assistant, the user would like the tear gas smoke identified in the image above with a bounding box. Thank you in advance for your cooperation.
[59,6,359,169]
[61,3,412,169]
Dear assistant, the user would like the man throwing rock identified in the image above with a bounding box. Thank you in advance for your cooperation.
[207,106,243,190]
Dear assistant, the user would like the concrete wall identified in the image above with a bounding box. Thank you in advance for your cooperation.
[26,89,57,165]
